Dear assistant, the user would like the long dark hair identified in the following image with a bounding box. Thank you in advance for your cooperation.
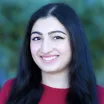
[6,3,98,104]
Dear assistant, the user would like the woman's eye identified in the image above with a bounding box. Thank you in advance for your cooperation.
[32,37,41,41]
[53,36,64,40]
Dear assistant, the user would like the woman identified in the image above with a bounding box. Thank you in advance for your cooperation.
[0,3,104,104]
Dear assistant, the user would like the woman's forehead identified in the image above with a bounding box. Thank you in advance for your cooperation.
[31,16,68,34]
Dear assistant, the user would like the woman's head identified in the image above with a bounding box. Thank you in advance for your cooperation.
[22,3,87,76]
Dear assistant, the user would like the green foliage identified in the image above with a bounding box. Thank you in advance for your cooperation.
[0,0,104,86]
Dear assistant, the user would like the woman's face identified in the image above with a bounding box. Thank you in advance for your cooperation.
[30,16,72,74]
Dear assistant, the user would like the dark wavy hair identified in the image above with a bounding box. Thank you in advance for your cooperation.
[6,3,98,104]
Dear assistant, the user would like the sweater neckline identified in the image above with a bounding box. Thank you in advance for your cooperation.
[41,83,69,91]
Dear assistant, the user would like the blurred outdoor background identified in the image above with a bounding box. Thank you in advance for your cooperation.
[0,0,104,88]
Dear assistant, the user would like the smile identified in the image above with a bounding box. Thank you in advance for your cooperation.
[40,55,59,62]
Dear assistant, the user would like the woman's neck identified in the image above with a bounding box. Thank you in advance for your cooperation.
[41,69,70,89]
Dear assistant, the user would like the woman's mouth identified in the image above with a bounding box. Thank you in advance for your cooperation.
[40,55,59,62]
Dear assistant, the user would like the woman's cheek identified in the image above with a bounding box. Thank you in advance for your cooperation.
[30,43,41,54]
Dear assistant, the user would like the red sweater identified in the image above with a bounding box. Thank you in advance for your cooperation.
[0,79,104,104]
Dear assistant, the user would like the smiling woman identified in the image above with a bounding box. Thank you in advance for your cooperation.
[0,2,104,104]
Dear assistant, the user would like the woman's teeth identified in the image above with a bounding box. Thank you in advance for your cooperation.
[42,56,58,61]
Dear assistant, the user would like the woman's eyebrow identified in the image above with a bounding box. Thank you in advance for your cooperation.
[31,31,42,35]
[31,30,67,35]
[48,30,67,35]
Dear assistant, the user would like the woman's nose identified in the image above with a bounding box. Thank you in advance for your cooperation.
[40,39,53,54]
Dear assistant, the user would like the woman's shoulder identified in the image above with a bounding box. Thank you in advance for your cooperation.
[97,85,104,96]
[97,85,104,104]
[0,78,15,104]
[0,78,15,92]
